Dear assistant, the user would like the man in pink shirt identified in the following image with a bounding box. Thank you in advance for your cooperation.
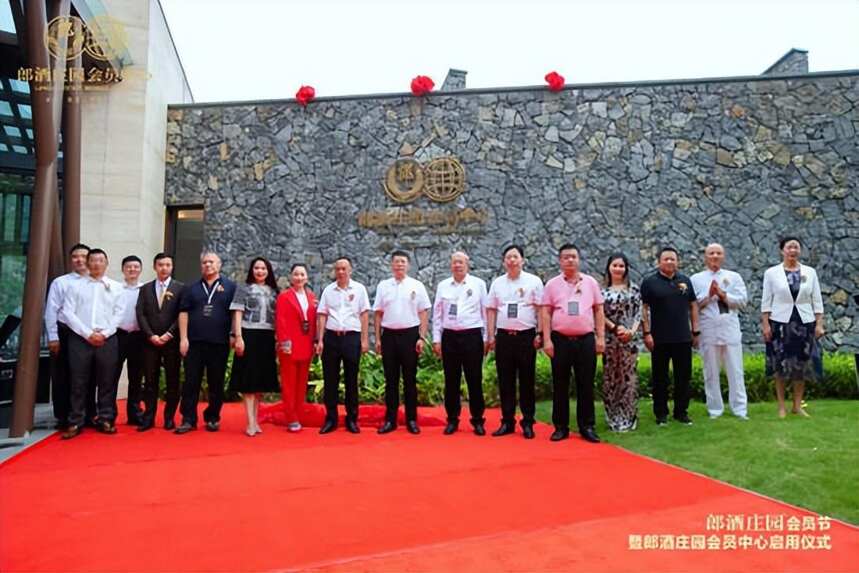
[541,243,606,443]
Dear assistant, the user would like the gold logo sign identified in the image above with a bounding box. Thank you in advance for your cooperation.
[45,15,127,61]
[384,156,465,204]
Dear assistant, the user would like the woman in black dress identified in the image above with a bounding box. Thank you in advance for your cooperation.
[230,257,281,435]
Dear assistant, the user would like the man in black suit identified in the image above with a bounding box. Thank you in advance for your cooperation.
[135,252,184,431]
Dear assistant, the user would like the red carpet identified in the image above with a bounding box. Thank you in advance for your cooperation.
[1,402,857,572]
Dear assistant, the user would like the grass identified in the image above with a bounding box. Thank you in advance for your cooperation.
[535,398,859,526]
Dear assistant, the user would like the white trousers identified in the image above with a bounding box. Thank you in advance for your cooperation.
[699,342,747,417]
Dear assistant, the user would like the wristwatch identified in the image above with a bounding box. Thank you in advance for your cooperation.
[692,330,701,336]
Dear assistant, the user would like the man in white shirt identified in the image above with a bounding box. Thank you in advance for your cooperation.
[373,250,431,434]
[691,243,749,420]
[114,255,145,426]
[44,243,94,429]
[485,245,544,439]
[432,251,489,436]
[61,249,126,439]
[316,256,370,434]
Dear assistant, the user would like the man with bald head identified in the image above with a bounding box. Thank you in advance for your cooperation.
[175,250,237,434]
[691,244,749,419]
[432,251,488,435]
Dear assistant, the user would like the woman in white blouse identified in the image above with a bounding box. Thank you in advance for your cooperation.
[760,237,825,418]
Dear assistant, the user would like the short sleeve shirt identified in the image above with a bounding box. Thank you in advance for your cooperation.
[179,276,237,344]
[373,276,431,329]
[541,274,604,336]
[640,271,696,344]
[230,283,276,330]
[486,272,544,331]
[317,280,371,333]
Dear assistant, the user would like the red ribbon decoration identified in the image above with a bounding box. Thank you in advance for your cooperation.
[544,71,565,92]
[295,85,316,107]
[410,75,435,96]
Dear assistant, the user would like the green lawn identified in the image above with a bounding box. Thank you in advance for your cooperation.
[535,399,859,525]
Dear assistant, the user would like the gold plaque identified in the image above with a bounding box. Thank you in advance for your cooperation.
[384,158,425,203]
[423,157,465,203]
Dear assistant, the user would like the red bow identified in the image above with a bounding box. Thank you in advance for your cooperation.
[295,85,316,107]
[544,71,565,92]
[410,75,435,96]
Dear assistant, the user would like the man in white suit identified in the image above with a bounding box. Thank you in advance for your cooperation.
[691,244,749,420]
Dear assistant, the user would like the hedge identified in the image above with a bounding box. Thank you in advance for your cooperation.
[163,347,859,406]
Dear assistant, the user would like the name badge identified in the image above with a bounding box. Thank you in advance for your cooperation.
[301,320,310,334]
[448,303,458,318]
[202,304,214,318]
[567,301,580,316]
[507,302,519,319]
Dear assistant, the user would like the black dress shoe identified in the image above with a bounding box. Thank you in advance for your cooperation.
[522,424,535,439]
[54,420,70,430]
[320,420,337,434]
[126,416,141,427]
[443,421,458,435]
[377,421,397,434]
[205,421,220,432]
[96,421,117,434]
[580,428,601,443]
[550,428,570,441]
[164,419,176,431]
[137,423,154,433]
[406,420,420,434]
[61,425,81,440]
[492,423,515,437]
[345,420,360,434]
[674,414,693,426]
[174,422,195,434]
[473,423,486,436]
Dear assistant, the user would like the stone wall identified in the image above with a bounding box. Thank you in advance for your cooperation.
[164,71,859,350]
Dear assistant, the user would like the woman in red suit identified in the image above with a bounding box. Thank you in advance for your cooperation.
[275,263,318,432]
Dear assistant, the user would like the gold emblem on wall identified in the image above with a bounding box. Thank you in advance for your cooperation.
[45,15,127,61]
[384,158,425,203]
[383,156,465,204]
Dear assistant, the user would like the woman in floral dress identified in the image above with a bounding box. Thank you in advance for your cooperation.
[601,253,642,432]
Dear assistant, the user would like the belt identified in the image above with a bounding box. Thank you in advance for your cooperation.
[497,328,536,336]
[443,327,482,336]
[326,329,360,337]
[382,326,419,335]
[552,331,594,341]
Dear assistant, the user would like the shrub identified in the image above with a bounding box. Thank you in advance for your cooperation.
[161,344,859,405]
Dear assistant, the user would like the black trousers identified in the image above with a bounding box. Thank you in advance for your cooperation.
[142,338,181,426]
[441,328,485,425]
[381,326,419,424]
[550,331,597,432]
[51,323,96,424]
[116,329,145,423]
[495,329,537,426]
[67,332,119,426]
[651,342,692,420]
[180,341,229,426]
[321,330,361,424]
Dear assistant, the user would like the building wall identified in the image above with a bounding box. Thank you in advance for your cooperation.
[164,72,859,350]
[80,0,192,282]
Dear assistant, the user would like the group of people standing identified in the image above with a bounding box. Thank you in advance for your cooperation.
[44,236,825,441]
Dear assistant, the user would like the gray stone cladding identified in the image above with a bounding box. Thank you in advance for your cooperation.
[165,70,859,351]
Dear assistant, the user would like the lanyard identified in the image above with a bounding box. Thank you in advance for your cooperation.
[201,279,221,305]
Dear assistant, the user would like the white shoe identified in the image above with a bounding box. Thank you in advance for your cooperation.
[254,424,263,434]
[287,422,302,432]
[709,414,721,419]
[736,414,749,420]
[245,428,257,437]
